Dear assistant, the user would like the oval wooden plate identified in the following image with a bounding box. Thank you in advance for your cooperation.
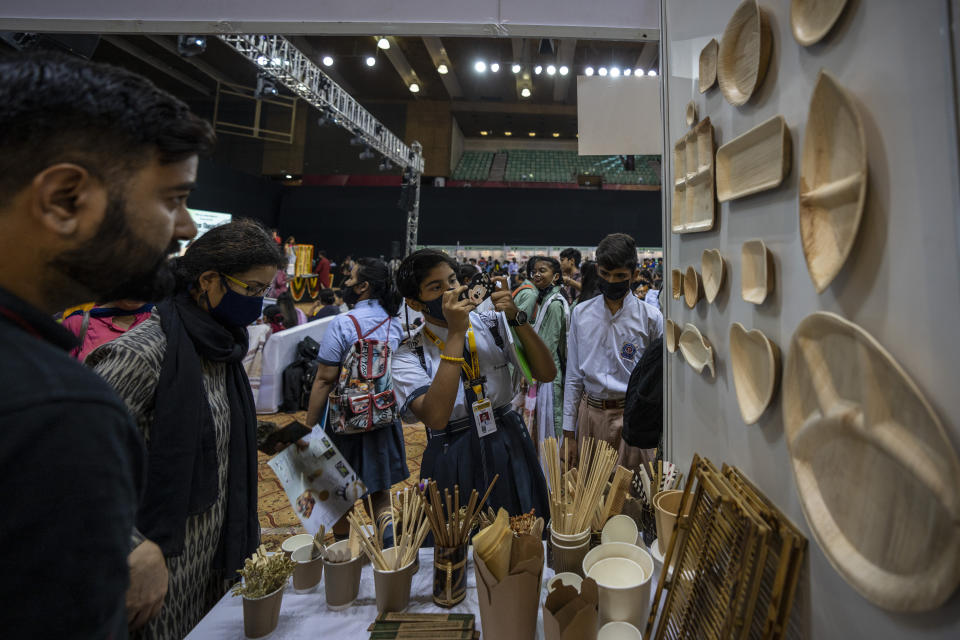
[729,323,780,424]
[665,319,682,354]
[791,0,850,46]
[741,239,774,304]
[783,312,960,611]
[718,0,773,107]
[683,265,702,309]
[701,249,726,304]
[698,38,719,94]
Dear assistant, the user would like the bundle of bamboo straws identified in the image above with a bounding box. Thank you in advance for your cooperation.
[421,475,499,547]
[347,490,431,571]
[543,436,619,535]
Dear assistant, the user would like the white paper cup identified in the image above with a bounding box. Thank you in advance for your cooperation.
[584,545,654,628]
[582,542,653,577]
[281,533,314,556]
[598,621,644,640]
[601,514,639,545]
[547,571,584,593]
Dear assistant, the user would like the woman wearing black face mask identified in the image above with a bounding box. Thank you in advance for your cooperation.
[88,219,286,640]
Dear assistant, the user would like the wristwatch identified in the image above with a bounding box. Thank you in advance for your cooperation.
[508,310,528,327]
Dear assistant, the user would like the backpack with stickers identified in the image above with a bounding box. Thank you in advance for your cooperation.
[327,315,399,434]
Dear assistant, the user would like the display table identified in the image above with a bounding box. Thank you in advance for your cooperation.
[187,545,557,639]
[256,315,336,414]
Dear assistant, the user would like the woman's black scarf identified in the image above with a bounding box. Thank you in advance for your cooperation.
[138,292,258,575]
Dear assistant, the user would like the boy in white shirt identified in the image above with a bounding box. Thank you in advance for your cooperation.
[562,233,664,469]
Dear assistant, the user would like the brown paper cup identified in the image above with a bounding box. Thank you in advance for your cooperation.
[653,490,691,552]
[322,540,362,610]
[551,528,591,577]
[241,584,284,639]
[373,547,416,614]
[291,544,324,593]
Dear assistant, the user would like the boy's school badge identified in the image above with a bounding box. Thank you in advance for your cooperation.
[620,341,638,360]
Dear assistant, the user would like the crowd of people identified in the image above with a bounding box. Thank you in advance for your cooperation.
[0,51,665,638]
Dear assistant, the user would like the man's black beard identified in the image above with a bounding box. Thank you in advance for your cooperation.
[49,195,182,303]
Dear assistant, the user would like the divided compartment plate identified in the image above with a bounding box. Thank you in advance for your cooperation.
[718,0,773,107]
[683,266,702,309]
[741,239,774,305]
[716,115,792,202]
[671,118,716,234]
[729,323,780,424]
[799,70,867,293]
[783,311,960,612]
[678,323,714,379]
[671,268,684,300]
[791,0,850,46]
[665,319,682,354]
[701,249,726,304]
[698,38,719,94]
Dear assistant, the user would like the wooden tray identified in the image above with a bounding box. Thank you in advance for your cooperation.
[665,319,682,354]
[671,118,716,234]
[729,323,780,425]
[718,0,773,107]
[791,0,850,46]
[799,70,867,293]
[741,239,774,304]
[671,268,684,300]
[783,312,960,612]
[700,249,726,304]
[678,323,715,379]
[685,101,698,127]
[716,115,792,202]
[683,266,702,309]
[698,38,719,94]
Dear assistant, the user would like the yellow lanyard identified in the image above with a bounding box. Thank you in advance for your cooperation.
[422,322,484,399]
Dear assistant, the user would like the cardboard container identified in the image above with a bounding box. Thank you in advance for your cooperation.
[291,544,324,593]
[373,547,416,614]
[241,584,284,639]
[543,577,600,640]
[322,540,362,610]
[474,533,544,640]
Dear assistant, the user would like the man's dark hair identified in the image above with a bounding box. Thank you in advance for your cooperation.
[396,249,458,300]
[318,288,336,305]
[596,233,638,271]
[0,51,215,206]
[173,219,286,292]
[560,248,582,268]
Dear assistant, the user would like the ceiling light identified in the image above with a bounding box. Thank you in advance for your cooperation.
[490,62,500,73]
[271,57,282,66]
[520,87,531,98]
[546,64,556,76]
[534,65,543,75]
[437,63,448,74]
[647,69,658,76]
[409,83,420,93]
[377,37,390,50]
[284,173,293,179]
[475,60,487,73]
[559,65,569,76]
[611,67,621,77]
[504,131,512,136]
[365,56,376,67]
[528,132,536,137]
[512,63,521,74]
[599,67,608,76]
[177,35,206,57]
[322,55,334,67]
[624,68,632,76]
[584,66,594,76]
[552,132,560,138]
[634,68,644,76]
[256,55,269,66]
[480,131,488,136]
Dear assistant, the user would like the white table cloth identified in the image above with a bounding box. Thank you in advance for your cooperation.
[256,316,335,414]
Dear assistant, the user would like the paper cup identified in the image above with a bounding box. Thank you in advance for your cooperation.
[551,528,591,576]
[583,544,654,628]
[582,542,652,577]
[322,540,362,610]
[547,571,584,593]
[601,514,640,546]
[291,544,324,593]
[373,546,416,614]
[598,621,644,639]
[241,584,284,639]
[654,490,691,553]
[281,534,314,557]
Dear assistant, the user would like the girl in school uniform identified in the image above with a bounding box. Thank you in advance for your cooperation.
[392,249,555,519]
[529,256,570,452]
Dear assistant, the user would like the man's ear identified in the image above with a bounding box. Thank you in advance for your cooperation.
[631,268,641,282]
[31,163,107,236]
[405,297,424,313]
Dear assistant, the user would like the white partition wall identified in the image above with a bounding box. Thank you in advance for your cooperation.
[660,1,960,637]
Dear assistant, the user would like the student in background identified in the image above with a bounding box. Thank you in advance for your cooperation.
[513,256,540,318]
[63,300,153,362]
[309,288,341,319]
[528,256,570,451]
[560,247,583,302]
[562,234,663,469]
[571,260,601,310]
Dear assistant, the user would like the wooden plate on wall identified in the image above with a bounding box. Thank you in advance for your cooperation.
[698,38,719,93]
[783,312,960,612]
[665,319,682,354]
[729,323,780,424]
[718,0,773,107]
[671,268,684,300]
[741,239,774,304]
[799,70,867,293]
[716,115,792,202]
[678,323,715,379]
[671,118,716,234]
[791,0,850,46]
[683,265,702,309]
[701,249,726,304]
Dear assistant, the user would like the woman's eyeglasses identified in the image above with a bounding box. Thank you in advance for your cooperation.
[222,273,270,297]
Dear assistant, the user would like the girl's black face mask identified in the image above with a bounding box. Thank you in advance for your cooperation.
[421,296,446,321]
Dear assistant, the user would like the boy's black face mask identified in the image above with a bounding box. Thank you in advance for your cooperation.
[597,277,631,301]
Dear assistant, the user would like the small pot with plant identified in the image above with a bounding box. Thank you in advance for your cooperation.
[232,545,296,639]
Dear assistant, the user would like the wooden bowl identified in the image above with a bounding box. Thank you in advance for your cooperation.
[718,0,773,107]
[698,38,719,93]
[729,322,780,424]
[671,268,684,300]
[665,318,682,354]
[799,70,867,293]
[783,311,960,612]
[683,266,702,309]
[701,249,726,304]
[741,239,774,304]
[678,323,714,378]
[716,115,792,202]
[791,0,850,46]
[685,101,698,127]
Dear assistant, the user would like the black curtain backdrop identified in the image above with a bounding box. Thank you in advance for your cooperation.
[189,158,283,229]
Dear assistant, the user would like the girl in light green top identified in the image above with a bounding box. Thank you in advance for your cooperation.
[529,256,569,445]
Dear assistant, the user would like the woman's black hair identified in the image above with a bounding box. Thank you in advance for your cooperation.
[532,256,563,301]
[577,260,602,304]
[173,218,286,293]
[276,291,298,330]
[596,233,638,271]
[318,288,336,305]
[263,304,283,324]
[457,262,480,284]
[353,257,402,316]
[525,256,539,278]
[396,249,459,300]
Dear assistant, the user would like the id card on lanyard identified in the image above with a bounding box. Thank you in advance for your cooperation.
[422,322,498,438]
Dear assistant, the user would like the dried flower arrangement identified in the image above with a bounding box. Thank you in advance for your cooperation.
[231,545,296,599]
